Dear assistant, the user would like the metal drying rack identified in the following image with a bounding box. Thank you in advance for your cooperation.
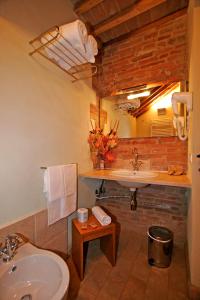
[29,26,97,82]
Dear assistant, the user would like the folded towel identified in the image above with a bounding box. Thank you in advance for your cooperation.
[85,35,98,63]
[44,164,77,225]
[61,20,88,52]
[44,166,64,202]
[41,21,98,71]
[92,206,111,226]
[61,164,77,216]
[41,20,88,68]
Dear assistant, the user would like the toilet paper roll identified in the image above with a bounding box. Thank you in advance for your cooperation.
[77,208,88,223]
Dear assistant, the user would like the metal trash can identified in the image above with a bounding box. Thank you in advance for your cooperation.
[148,226,173,268]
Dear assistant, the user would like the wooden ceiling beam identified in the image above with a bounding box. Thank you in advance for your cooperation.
[104,8,187,46]
[132,82,178,117]
[131,85,169,117]
[74,0,104,15]
[94,0,166,35]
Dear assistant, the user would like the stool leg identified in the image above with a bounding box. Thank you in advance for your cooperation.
[100,232,116,266]
[72,225,84,280]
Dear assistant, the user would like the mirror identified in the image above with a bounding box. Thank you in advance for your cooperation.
[99,82,181,138]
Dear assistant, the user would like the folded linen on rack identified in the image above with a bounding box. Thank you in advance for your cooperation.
[61,19,88,53]
[43,164,77,225]
[85,35,98,63]
[41,20,98,70]
[92,206,111,226]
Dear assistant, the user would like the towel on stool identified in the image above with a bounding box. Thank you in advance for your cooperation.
[44,164,77,225]
[92,206,111,226]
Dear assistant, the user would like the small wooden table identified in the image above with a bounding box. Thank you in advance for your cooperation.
[72,214,116,280]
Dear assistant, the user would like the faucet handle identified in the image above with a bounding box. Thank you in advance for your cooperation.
[6,233,23,247]
[5,236,18,254]
[132,147,138,154]
[7,233,27,246]
[138,160,143,167]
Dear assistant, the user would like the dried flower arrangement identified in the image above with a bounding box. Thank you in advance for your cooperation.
[88,121,119,167]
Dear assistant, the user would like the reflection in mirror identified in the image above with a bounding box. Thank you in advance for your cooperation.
[100,82,181,138]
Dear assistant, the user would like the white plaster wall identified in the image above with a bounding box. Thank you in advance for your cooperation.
[0,0,97,226]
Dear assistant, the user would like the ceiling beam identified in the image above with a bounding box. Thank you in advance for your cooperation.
[74,0,104,15]
[132,83,178,117]
[94,0,166,35]
[104,8,187,46]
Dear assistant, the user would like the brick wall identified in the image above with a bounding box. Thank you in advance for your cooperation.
[96,180,188,245]
[93,10,188,98]
[109,136,188,172]
[98,136,188,245]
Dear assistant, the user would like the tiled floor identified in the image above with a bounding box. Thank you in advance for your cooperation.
[67,229,188,300]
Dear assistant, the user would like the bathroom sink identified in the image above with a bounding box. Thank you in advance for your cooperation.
[111,169,157,178]
[117,180,148,189]
[111,170,157,190]
[0,242,69,300]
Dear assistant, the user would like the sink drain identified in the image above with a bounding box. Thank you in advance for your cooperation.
[21,295,32,300]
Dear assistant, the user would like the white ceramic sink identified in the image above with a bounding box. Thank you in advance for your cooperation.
[0,242,69,300]
[111,169,157,190]
[111,169,157,178]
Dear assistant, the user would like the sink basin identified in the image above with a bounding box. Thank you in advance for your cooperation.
[111,169,157,190]
[117,181,148,189]
[0,242,69,300]
[111,169,157,178]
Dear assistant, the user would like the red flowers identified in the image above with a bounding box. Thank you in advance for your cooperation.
[88,126,118,162]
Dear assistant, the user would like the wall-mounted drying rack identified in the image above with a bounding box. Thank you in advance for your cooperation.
[29,26,97,82]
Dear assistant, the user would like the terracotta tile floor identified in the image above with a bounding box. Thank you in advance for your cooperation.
[67,229,189,300]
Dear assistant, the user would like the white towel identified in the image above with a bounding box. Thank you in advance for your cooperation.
[41,21,98,71]
[41,20,88,69]
[60,20,88,53]
[85,35,98,63]
[62,164,77,215]
[44,164,77,225]
[92,206,111,226]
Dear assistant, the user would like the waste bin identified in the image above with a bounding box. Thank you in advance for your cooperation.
[148,226,173,268]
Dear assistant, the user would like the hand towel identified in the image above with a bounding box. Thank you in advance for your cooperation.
[62,164,77,216]
[44,164,77,225]
[92,206,111,226]
[45,165,64,202]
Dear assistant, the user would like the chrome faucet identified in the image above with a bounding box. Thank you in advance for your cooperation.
[0,233,24,262]
[130,147,143,171]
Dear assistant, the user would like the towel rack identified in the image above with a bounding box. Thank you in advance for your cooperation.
[29,26,97,82]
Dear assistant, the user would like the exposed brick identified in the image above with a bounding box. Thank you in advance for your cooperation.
[96,181,188,244]
[110,136,187,171]
[93,13,187,98]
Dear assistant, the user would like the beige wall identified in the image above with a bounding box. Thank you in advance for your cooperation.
[137,87,180,137]
[136,107,173,137]
[101,98,136,137]
[0,0,97,227]
[187,0,200,289]
[102,88,178,138]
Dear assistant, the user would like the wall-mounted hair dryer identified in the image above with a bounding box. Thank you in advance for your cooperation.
[171,92,192,141]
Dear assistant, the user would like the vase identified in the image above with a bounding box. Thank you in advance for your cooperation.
[100,159,105,170]
[91,151,99,169]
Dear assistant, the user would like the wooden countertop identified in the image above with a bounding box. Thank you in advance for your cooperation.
[80,169,191,188]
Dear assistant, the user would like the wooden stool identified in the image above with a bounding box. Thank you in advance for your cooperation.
[72,213,116,280]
